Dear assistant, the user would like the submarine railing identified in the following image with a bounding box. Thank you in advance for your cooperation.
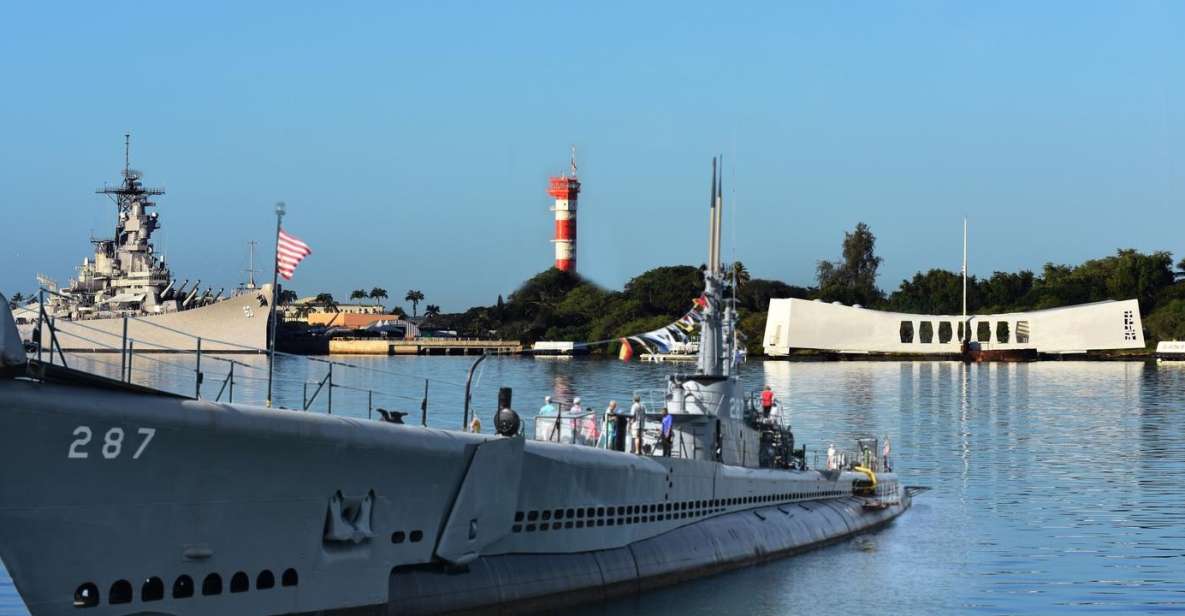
[25,297,464,421]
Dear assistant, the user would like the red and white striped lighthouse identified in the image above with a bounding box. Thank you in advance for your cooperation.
[548,149,581,272]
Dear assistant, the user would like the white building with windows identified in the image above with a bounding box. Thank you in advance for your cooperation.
[763,298,1144,357]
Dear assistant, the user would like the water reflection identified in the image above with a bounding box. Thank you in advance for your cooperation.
[2,358,1184,615]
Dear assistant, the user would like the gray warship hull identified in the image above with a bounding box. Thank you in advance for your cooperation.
[0,374,907,616]
[15,285,272,353]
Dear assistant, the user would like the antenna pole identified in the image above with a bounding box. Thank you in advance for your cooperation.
[707,158,717,275]
[962,217,968,338]
[570,145,577,177]
[246,240,258,288]
[124,133,130,176]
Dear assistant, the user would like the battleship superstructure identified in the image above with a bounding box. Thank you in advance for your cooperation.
[16,138,271,352]
[0,159,911,616]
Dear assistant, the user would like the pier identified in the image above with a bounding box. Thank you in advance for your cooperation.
[328,338,523,355]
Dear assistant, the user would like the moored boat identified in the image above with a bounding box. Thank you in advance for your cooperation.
[1157,340,1185,362]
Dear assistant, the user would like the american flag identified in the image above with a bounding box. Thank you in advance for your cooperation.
[276,229,311,280]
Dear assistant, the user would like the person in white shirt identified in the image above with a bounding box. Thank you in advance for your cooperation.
[628,396,645,453]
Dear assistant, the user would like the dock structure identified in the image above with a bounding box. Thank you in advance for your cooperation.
[328,338,523,356]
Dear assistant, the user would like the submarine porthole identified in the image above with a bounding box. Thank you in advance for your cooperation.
[257,570,275,590]
[281,569,299,587]
[202,573,222,596]
[109,580,132,605]
[73,582,99,608]
[410,530,424,543]
[230,571,249,593]
[141,576,164,602]
[392,531,406,544]
[173,575,194,599]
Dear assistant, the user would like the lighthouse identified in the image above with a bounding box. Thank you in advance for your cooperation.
[548,148,581,272]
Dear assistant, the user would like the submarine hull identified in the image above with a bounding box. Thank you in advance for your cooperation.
[0,376,907,616]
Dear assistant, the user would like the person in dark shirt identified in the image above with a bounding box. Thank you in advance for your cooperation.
[660,408,674,457]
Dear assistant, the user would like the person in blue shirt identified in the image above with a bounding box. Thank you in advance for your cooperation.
[660,408,674,457]
[539,396,557,415]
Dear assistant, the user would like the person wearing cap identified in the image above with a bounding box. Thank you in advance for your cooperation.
[539,396,557,415]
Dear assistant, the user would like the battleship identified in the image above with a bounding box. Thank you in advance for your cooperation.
[14,137,272,353]
[0,159,912,616]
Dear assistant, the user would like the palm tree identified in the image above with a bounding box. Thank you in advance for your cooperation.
[350,289,368,304]
[277,288,298,305]
[424,304,441,319]
[405,289,425,318]
[390,306,408,319]
[314,292,339,312]
[731,261,751,287]
[8,292,24,308]
[369,287,388,310]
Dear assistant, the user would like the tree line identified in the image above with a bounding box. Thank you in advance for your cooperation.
[275,287,439,322]
[12,223,1182,350]
[427,222,1185,352]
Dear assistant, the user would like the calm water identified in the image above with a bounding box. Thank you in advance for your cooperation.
[3,357,1184,614]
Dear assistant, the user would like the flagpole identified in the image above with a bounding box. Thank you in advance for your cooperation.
[962,216,968,341]
[267,201,285,407]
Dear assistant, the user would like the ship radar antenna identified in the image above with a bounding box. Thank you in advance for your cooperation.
[245,240,258,289]
[124,132,130,177]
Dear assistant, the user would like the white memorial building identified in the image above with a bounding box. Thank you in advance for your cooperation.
[763,298,1145,357]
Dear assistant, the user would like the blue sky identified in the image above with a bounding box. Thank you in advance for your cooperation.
[1,2,1181,311]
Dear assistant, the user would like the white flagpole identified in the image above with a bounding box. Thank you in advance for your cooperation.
[267,201,285,407]
[962,217,968,340]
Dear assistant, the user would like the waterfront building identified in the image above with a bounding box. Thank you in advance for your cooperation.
[763,298,1145,357]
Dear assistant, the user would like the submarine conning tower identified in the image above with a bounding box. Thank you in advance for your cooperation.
[659,156,762,466]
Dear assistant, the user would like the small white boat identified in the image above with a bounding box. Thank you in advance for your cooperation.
[1157,340,1185,362]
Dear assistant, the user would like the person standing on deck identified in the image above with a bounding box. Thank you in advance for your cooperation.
[761,385,775,418]
[469,414,482,433]
[660,408,673,457]
[604,400,619,450]
[630,395,645,454]
[539,396,558,441]
[578,399,598,445]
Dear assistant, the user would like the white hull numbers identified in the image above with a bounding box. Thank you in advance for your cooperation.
[68,426,156,460]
